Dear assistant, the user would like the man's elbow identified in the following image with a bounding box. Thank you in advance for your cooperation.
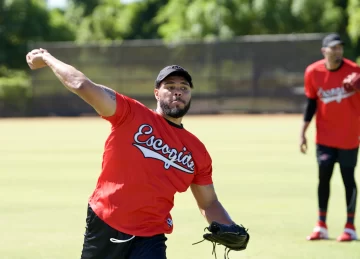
[72,76,91,92]
[304,97,317,122]
[198,199,220,211]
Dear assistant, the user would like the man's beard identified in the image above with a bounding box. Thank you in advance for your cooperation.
[160,99,191,118]
[334,56,342,64]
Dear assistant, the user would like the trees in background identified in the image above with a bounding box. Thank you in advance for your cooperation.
[1,0,360,70]
[2,0,360,116]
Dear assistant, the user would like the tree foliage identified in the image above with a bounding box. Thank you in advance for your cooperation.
[2,0,360,69]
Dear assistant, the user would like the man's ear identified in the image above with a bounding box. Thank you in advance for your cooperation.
[154,88,160,100]
[321,47,326,56]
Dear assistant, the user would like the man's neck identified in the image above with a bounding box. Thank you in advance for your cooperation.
[325,60,343,71]
[155,108,183,126]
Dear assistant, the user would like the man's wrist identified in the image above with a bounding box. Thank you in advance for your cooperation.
[42,52,53,65]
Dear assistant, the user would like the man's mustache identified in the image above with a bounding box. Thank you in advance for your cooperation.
[173,97,185,104]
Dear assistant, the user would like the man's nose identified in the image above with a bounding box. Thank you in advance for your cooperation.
[174,89,182,96]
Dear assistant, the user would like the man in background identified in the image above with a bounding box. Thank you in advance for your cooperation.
[300,33,360,242]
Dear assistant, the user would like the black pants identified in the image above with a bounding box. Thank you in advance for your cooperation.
[316,144,358,168]
[80,204,167,259]
[316,144,358,213]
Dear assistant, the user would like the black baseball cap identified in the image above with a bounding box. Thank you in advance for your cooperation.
[155,65,193,88]
[322,33,344,48]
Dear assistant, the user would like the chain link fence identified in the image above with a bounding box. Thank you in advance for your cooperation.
[27,33,326,116]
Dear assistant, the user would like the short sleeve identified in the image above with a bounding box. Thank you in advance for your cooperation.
[304,67,317,99]
[192,150,213,185]
[100,92,136,127]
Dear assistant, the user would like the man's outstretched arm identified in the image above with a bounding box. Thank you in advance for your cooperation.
[26,48,116,117]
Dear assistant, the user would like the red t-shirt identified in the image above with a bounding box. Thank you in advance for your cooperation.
[88,92,213,236]
[304,58,360,149]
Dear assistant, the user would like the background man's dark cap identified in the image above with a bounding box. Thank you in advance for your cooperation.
[155,65,193,88]
[322,33,344,48]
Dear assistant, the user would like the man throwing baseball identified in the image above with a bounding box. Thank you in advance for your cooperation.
[300,33,360,242]
[26,48,249,258]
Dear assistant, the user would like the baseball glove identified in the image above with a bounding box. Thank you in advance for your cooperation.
[343,72,360,92]
[192,221,250,259]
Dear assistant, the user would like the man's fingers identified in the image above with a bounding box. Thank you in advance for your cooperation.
[344,73,357,84]
[300,143,307,154]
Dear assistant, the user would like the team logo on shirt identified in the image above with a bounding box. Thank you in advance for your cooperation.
[317,86,355,104]
[133,124,195,174]
[167,218,173,228]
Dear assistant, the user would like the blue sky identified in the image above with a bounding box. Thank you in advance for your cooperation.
[47,0,139,9]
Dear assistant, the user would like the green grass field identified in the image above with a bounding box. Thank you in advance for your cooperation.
[1,115,359,259]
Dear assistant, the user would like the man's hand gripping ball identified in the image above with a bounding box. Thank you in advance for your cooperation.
[343,72,360,92]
